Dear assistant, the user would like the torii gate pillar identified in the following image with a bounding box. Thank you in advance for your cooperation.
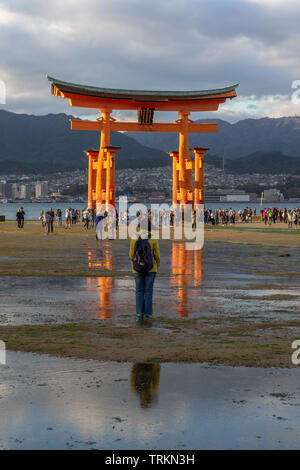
[103,146,119,209]
[178,111,193,207]
[192,147,209,207]
[96,110,112,210]
[168,150,179,206]
[85,150,98,209]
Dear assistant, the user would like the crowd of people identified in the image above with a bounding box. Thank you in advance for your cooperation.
[15,205,300,233]
[204,207,300,227]
[37,207,96,234]
[261,207,299,227]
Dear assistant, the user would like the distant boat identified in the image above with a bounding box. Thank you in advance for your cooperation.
[0,198,8,204]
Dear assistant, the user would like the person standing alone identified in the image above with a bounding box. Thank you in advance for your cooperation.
[49,207,55,233]
[16,207,25,228]
[129,228,160,319]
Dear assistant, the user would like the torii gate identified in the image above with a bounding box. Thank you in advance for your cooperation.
[47,76,238,209]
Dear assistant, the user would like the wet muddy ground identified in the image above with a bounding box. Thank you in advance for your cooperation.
[1,351,300,450]
[0,240,299,326]
[0,240,299,365]
[0,224,300,448]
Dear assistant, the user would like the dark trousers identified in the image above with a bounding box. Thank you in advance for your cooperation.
[134,272,156,316]
[47,220,54,233]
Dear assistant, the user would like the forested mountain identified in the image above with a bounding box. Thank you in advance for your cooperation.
[127,116,300,159]
[206,151,300,174]
[0,110,169,174]
[1,109,300,174]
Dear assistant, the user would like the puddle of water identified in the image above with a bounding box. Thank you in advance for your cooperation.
[0,351,299,450]
[0,242,299,325]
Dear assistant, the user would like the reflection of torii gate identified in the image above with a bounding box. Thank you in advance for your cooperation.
[170,243,203,317]
[47,76,238,209]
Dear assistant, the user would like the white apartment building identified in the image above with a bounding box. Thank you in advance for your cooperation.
[35,182,48,198]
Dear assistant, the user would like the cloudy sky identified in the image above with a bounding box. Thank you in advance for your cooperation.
[0,0,300,122]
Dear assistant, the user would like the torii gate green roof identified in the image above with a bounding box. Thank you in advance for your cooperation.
[47,75,238,101]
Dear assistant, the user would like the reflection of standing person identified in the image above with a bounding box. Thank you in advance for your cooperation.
[130,363,161,408]
[129,229,160,319]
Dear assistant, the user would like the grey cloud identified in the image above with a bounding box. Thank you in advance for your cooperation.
[0,0,299,121]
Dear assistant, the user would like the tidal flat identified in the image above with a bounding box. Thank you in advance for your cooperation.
[0,222,299,366]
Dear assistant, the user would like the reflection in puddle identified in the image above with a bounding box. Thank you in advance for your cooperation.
[86,277,114,319]
[87,243,205,319]
[130,363,161,408]
[87,249,115,319]
[170,243,203,317]
[88,247,115,270]
[1,351,300,450]
[1,241,299,326]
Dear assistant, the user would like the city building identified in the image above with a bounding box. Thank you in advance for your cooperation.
[35,182,48,198]
[19,184,30,199]
[263,188,284,202]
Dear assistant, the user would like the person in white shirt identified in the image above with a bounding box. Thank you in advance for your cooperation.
[65,208,72,229]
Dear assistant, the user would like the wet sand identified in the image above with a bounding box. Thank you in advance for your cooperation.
[0,222,299,365]
[0,221,300,277]
[1,351,300,450]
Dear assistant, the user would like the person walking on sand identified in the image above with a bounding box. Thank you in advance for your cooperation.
[56,208,62,226]
[39,210,45,227]
[129,227,160,320]
[45,210,51,235]
[95,210,108,240]
[83,208,90,229]
[65,208,72,229]
[48,207,55,233]
[16,207,25,228]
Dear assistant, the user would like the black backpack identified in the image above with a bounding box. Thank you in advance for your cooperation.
[133,237,153,275]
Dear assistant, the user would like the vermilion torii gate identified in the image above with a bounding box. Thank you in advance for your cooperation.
[47,76,238,209]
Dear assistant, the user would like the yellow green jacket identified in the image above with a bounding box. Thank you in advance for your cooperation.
[129,236,160,273]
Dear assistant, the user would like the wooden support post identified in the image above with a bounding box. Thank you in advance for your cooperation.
[96,110,112,211]
[168,151,179,206]
[87,153,93,209]
[178,111,193,207]
[191,147,209,208]
[91,153,97,208]
[103,146,120,209]
[85,150,99,209]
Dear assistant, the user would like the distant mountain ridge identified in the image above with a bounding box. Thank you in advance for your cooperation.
[206,151,300,174]
[127,116,300,159]
[1,110,300,174]
[0,110,169,174]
